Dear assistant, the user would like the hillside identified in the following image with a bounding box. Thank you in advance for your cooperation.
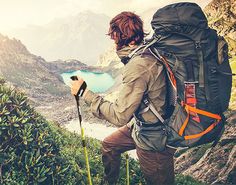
[0,79,210,185]
[0,80,145,184]
[205,0,236,55]
[0,33,68,98]
[0,34,93,125]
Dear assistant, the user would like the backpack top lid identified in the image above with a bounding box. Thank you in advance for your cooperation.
[151,2,208,35]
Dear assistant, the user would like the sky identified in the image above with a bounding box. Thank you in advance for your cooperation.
[0,0,212,32]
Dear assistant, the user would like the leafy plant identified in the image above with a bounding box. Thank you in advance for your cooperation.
[0,79,210,184]
[175,175,207,185]
[0,80,145,184]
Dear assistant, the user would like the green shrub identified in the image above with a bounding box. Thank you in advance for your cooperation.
[0,81,145,184]
[0,80,210,185]
[0,84,73,184]
[175,175,207,185]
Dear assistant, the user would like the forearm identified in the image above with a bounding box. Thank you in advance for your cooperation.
[82,62,148,126]
[83,90,131,126]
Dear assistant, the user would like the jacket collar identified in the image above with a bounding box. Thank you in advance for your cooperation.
[116,45,139,65]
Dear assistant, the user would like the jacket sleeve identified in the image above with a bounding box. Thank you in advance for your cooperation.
[83,62,149,127]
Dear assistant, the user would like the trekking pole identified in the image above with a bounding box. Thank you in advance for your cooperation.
[125,152,130,185]
[71,76,92,185]
[74,96,92,185]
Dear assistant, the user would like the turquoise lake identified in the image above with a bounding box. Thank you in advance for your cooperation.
[61,70,115,93]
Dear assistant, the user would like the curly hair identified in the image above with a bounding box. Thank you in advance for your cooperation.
[108,11,145,50]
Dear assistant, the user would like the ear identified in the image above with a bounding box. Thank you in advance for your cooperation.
[128,41,136,47]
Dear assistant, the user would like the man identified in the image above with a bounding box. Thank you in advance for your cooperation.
[71,11,175,185]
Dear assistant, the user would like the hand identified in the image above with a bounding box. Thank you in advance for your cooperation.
[70,76,87,97]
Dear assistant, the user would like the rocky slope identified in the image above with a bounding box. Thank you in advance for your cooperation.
[205,0,236,55]
[175,111,236,185]
[0,33,68,98]
[0,34,89,124]
[97,46,121,69]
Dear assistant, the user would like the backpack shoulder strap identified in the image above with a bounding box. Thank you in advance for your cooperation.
[143,97,165,123]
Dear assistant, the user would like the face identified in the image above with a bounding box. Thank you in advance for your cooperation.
[110,31,119,50]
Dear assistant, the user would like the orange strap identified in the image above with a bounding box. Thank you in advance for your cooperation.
[186,98,197,104]
[160,56,177,88]
[184,120,220,140]
[185,105,221,120]
[178,104,222,139]
[179,106,190,136]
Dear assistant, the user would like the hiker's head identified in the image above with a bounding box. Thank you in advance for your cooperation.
[108,11,145,50]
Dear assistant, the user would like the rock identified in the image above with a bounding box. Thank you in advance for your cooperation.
[97,46,122,69]
[175,112,236,185]
[204,0,236,55]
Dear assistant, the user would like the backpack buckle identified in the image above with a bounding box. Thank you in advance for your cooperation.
[195,42,201,49]
[143,98,149,105]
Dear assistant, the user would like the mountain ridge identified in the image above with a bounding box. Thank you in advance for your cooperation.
[7,11,112,65]
[0,33,90,124]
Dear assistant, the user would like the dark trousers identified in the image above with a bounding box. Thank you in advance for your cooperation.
[102,125,175,185]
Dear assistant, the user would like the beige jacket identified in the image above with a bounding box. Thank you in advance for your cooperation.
[83,45,167,149]
[84,47,166,126]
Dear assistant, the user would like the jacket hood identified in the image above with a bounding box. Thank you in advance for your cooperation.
[116,45,139,65]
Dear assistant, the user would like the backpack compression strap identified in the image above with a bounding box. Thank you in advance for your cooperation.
[179,103,222,140]
[148,47,223,141]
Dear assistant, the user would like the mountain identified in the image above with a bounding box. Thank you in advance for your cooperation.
[0,33,67,97]
[0,33,89,124]
[8,11,112,65]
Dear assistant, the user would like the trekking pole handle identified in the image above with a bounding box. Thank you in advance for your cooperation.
[71,76,87,97]
[74,96,82,124]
